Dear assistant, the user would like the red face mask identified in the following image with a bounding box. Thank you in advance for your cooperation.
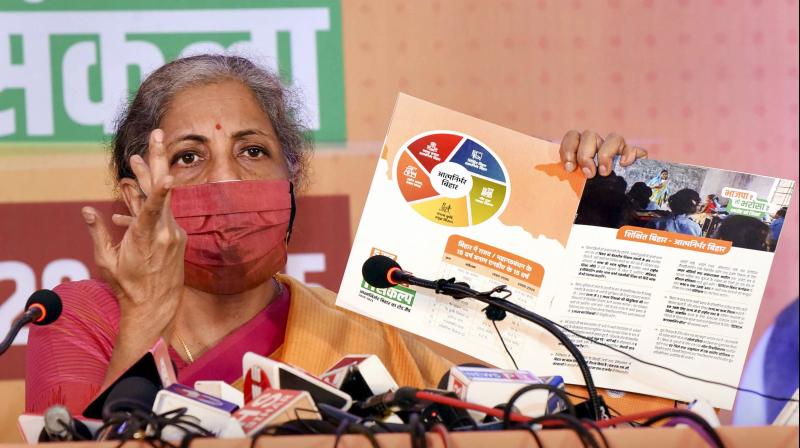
[170,180,294,295]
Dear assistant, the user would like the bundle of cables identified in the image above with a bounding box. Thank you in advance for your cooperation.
[87,382,726,448]
[499,385,726,448]
[95,377,214,448]
[247,385,728,448]
[96,407,214,448]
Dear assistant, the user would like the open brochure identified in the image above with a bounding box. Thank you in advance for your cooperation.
[335,94,794,409]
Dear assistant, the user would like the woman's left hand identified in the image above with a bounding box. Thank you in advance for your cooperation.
[559,130,648,178]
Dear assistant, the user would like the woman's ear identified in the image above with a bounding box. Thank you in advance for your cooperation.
[119,178,146,217]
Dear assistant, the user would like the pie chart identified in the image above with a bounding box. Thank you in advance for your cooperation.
[394,131,510,227]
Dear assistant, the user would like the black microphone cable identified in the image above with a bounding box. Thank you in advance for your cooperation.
[500,384,577,429]
[447,278,799,403]
[96,376,215,447]
[97,407,215,448]
[490,320,519,370]
[362,255,606,420]
[582,418,611,448]
[249,389,605,447]
[527,413,600,448]
[639,409,725,448]
[333,420,383,448]
[407,412,427,448]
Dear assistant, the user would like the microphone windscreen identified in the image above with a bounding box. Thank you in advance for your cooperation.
[43,405,72,439]
[103,376,159,419]
[25,289,62,326]
[41,405,93,441]
[361,255,401,289]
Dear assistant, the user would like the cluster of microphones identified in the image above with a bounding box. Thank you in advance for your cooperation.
[7,256,741,446]
[24,343,571,442]
[9,287,573,443]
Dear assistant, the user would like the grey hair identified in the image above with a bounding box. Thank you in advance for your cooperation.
[111,54,312,189]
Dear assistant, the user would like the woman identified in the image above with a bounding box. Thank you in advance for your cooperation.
[25,55,648,414]
[646,169,670,208]
[648,188,703,236]
[703,194,721,213]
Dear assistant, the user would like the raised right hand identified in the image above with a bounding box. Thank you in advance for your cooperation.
[80,130,186,380]
[559,130,648,178]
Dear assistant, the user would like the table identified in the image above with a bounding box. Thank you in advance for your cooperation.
[5,426,796,448]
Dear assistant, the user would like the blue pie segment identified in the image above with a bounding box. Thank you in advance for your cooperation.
[448,139,506,182]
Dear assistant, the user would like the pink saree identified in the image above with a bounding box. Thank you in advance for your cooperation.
[25,279,289,415]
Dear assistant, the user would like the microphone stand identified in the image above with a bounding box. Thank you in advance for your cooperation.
[0,308,40,355]
[400,275,607,420]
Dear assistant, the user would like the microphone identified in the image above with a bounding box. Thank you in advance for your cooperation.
[362,255,482,299]
[443,365,567,418]
[352,387,422,419]
[38,405,93,442]
[194,380,244,407]
[103,376,160,416]
[152,383,244,439]
[362,255,410,288]
[357,387,534,430]
[18,413,102,443]
[361,255,608,420]
[320,355,399,402]
[242,352,353,410]
[233,388,320,436]
[96,376,160,440]
[0,289,62,355]
[82,337,177,419]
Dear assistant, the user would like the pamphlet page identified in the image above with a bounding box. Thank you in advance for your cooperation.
[336,94,794,409]
[336,93,583,369]
[547,160,793,408]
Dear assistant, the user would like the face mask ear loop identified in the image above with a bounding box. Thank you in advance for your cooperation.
[286,181,297,244]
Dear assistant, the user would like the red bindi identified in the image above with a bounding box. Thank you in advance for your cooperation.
[215,123,221,130]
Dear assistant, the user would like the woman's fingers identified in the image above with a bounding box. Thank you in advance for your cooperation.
[112,214,135,227]
[135,175,174,233]
[559,130,648,177]
[559,130,581,173]
[620,144,648,166]
[597,133,626,176]
[129,155,152,198]
[129,129,179,235]
[130,129,169,198]
[82,207,115,268]
[148,129,170,185]
[576,130,602,178]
